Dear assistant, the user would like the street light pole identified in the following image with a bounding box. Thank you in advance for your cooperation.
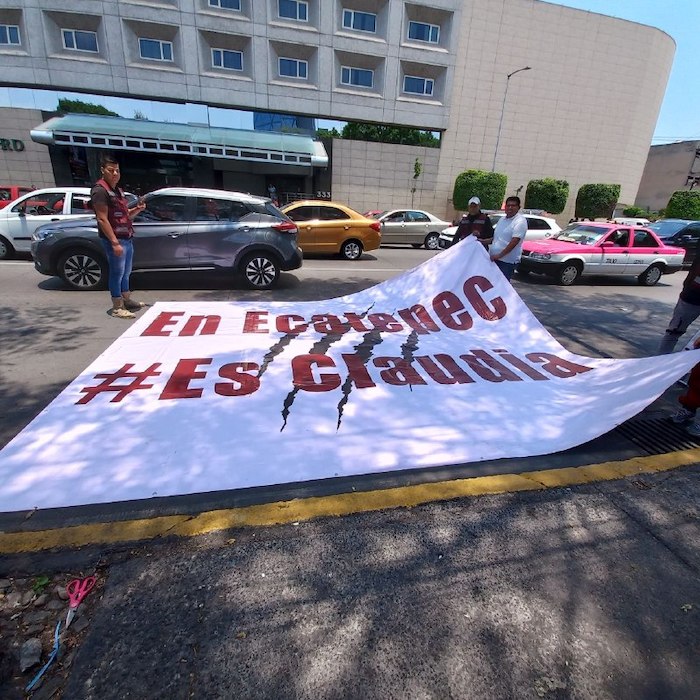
[491,66,531,172]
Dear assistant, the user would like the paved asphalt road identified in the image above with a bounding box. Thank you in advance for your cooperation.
[0,249,698,699]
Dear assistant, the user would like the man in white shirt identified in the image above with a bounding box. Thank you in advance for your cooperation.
[489,196,527,281]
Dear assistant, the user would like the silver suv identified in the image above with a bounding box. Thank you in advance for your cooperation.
[31,187,302,290]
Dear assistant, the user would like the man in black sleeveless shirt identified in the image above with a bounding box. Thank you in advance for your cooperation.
[454,196,494,247]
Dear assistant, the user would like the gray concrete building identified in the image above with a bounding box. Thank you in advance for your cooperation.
[0,108,55,189]
[0,0,676,221]
[635,140,700,213]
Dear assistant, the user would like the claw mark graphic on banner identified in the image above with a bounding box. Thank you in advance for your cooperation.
[337,329,383,429]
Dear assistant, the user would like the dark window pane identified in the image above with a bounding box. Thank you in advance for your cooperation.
[346,11,376,32]
[633,231,657,247]
[319,206,346,221]
[288,206,316,221]
[222,50,242,70]
[211,0,241,9]
[345,67,373,87]
[526,218,549,230]
[279,0,306,20]
[140,39,161,59]
[279,58,299,77]
[75,31,98,52]
[144,195,187,222]
[70,195,92,214]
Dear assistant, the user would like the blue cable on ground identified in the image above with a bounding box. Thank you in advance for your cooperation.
[26,620,61,692]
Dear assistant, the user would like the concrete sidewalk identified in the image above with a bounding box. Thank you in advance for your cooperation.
[1,464,698,699]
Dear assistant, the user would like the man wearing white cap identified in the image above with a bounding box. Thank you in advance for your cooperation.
[489,196,527,281]
[454,196,494,246]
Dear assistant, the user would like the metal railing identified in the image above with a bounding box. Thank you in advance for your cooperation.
[279,191,331,205]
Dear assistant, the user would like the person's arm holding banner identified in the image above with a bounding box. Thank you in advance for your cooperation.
[479,215,494,246]
[490,236,520,261]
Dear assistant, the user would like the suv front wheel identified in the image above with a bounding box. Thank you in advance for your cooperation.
[58,249,107,291]
[240,251,280,289]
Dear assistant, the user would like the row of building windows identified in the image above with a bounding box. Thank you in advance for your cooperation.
[0,5,443,50]
[1,20,441,98]
[2,20,438,46]
[213,0,441,43]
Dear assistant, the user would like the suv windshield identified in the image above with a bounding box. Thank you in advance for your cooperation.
[554,224,608,245]
[648,220,691,238]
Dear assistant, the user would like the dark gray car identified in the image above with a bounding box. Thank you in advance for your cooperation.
[648,219,700,266]
[30,187,302,290]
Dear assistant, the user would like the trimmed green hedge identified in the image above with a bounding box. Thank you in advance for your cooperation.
[453,170,507,211]
[666,191,700,220]
[524,178,569,214]
[575,183,621,219]
[622,206,649,217]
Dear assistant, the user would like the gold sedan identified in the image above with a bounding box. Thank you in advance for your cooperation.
[282,200,381,260]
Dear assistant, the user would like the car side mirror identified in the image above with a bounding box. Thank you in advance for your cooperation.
[17,204,26,217]
[600,241,614,247]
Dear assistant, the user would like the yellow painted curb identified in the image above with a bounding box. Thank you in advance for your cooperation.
[1,449,698,554]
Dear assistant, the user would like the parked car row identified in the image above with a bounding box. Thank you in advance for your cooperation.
[10,186,451,291]
[4,184,697,291]
[438,212,562,249]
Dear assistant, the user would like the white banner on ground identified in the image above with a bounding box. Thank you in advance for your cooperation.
[1,238,697,512]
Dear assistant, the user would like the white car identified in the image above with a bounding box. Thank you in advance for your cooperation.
[0,187,94,259]
[611,217,651,226]
[375,208,451,249]
[488,212,562,239]
[438,212,562,249]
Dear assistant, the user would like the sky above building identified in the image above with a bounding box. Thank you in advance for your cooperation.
[550,0,698,143]
[1,0,696,145]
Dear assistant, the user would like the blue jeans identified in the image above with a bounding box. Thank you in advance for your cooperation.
[101,238,134,298]
[495,259,516,280]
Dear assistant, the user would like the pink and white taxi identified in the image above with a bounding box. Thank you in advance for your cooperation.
[517,222,685,286]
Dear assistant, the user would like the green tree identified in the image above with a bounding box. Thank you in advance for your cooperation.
[340,122,439,147]
[453,170,507,211]
[665,191,700,219]
[316,127,341,138]
[57,98,119,116]
[575,183,621,219]
[524,178,569,214]
[411,158,422,206]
